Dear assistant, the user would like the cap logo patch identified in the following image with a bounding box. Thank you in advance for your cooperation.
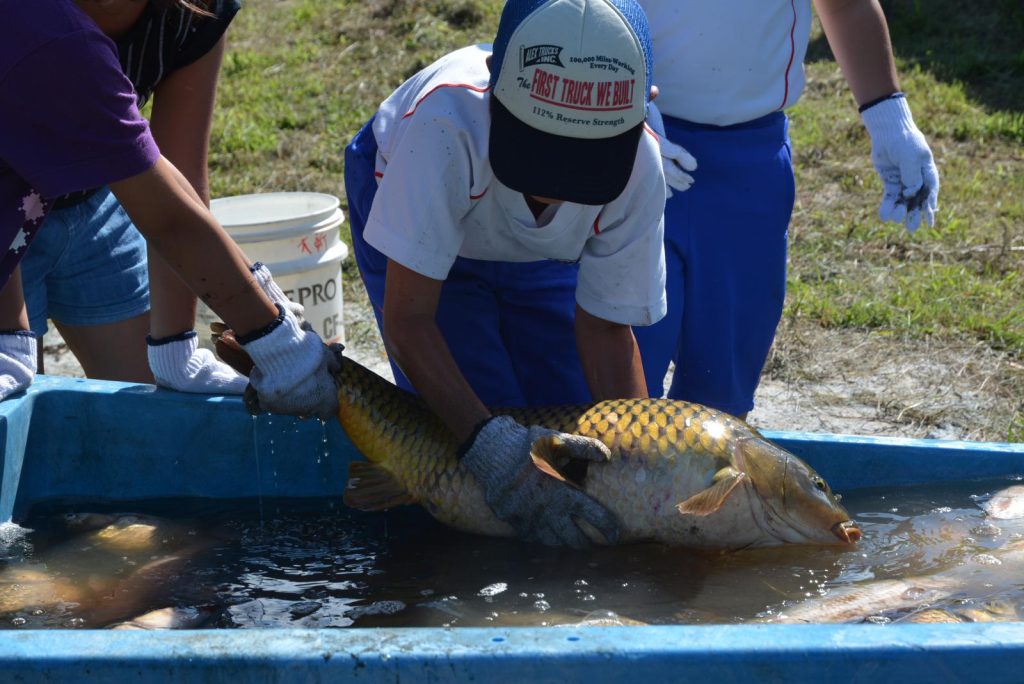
[521,44,564,69]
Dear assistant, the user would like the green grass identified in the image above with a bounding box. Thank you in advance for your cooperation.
[785,0,1024,359]
[210,0,1023,438]
[209,0,501,195]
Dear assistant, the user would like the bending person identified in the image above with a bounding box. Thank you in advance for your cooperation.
[0,0,337,419]
[344,0,667,547]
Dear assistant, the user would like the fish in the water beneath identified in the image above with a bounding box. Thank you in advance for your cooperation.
[766,484,1024,624]
[0,512,217,627]
[214,329,859,549]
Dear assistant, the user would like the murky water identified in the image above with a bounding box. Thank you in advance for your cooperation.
[1,476,1023,629]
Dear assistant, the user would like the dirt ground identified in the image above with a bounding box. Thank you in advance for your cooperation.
[40,274,1023,443]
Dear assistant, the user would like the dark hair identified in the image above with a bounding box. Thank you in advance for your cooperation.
[153,0,214,17]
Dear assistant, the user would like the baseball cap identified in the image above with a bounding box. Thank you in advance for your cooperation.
[488,0,653,205]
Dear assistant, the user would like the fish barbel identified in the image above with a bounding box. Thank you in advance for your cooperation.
[214,332,859,549]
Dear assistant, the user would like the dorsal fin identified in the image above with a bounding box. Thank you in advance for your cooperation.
[343,461,417,511]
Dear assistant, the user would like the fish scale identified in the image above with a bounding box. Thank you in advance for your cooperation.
[334,354,858,548]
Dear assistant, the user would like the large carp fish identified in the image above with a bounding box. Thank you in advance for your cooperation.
[214,330,860,549]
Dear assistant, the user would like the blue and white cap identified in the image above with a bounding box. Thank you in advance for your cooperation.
[488,0,653,205]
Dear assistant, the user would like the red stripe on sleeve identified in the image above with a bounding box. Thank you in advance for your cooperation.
[402,83,490,119]
[778,0,798,111]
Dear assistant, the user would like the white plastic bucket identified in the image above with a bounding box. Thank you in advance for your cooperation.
[198,192,348,346]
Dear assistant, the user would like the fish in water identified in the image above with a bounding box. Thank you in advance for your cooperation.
[767,484,1024,624]
[0,512,216,627]
[896,600,1019,624]
[982,484,1024,520]
[215,329,858,549]
[109,606,214,630]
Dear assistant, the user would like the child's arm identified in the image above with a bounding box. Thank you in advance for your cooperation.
[575,306,647,401]
[111,156,272,334]
[146,34,235,340]
[110,157,338,419]
[142,34,257,394]
[381,259,619,548]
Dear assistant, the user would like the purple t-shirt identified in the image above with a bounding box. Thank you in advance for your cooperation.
[0,0,160,290]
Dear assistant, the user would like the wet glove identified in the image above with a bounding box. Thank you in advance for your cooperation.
[861,94,939,233]
[0,331,36,401]
[647,101,697,197]
[240,304,340,420]
[251,262,304,320]
[147,331,248,394]
[459,415,620,549]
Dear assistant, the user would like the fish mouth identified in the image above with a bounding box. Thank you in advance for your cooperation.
[832,520,861,544]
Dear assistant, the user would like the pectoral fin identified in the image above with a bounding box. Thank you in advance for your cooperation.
[531,435,592,486]
[343,461,416,511]
[677,472,745,516]
[530,451,569,483]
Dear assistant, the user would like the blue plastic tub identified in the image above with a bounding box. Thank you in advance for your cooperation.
[1,375,1023,682]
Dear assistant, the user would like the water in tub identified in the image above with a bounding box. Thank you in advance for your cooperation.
[2,477,1024,628]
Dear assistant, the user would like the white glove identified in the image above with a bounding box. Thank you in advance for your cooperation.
[861,95,939,233]
[460,415,620,549]
[147,331,248,394]
[241,305,340,420]
[251,262,304,320]
[0,331,36,401]
[647,101,697,197]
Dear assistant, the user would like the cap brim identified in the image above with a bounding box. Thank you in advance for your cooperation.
[489,96,643,206]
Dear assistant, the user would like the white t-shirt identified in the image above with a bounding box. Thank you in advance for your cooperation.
[365,45,667,327]
[638,0,813,126]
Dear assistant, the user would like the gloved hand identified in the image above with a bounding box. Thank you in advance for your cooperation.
[0,331,36,401]
[147,331,248,394]
[861,94,940,233]
[240,304,340,420]
[459,415,620,549]
[647,101,697,197]
[251,262,304,320]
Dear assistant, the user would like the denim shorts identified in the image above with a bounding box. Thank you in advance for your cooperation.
[21,186,150,337]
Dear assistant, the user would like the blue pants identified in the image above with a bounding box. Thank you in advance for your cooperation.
[343,119,591,408]
[633,113,794,416]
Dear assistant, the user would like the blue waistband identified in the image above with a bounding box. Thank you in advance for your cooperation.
[664,111,785,132]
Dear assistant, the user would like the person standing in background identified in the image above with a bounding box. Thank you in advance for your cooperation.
[637,0,940,418]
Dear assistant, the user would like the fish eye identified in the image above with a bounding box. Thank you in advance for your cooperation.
[812,476,827,492]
